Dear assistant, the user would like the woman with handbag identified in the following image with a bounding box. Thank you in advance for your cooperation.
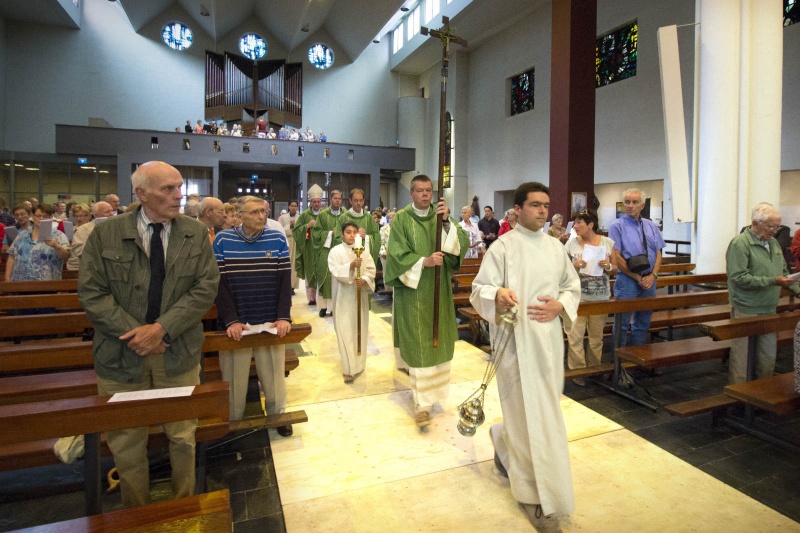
[607,188,666,347]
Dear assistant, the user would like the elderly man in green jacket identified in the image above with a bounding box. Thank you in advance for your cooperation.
[78,161,220,508]
[726,202,800,384]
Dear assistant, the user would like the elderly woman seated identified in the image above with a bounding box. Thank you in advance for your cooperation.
[547,213,570,243]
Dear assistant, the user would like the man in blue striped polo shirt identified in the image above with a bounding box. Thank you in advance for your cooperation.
[213,195,294,436]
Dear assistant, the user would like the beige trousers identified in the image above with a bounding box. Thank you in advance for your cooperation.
[96,356,200,508]
[728,308,777,384]
[219,345,286,421]
[563,313,605,369]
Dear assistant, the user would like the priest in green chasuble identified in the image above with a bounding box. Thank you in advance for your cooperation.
[384,175,469,428]
[312,189,346,317]
[292,184,323,305]
[342,188,381,268]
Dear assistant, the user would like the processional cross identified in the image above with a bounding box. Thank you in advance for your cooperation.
[421,16,467,347]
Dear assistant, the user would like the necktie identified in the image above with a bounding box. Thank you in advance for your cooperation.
[209,227,215,244]
[146,223,165,324]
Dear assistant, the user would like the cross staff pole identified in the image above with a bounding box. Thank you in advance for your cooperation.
[421,16,466,347]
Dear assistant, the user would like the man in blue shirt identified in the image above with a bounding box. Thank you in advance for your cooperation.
[608,188,666,347]
[213,196,294,436]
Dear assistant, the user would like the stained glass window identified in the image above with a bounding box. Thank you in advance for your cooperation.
[239,33,267,60]
[786,0,799,26]
[308,44,334,69]
[510,68,535,117]
[596,20,638,88]
[162,22,193,51]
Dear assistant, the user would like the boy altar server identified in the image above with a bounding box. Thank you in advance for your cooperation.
[328,221,376,383]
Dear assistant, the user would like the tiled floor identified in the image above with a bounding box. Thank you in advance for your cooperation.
[1,285,800,531]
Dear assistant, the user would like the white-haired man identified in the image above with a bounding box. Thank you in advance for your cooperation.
[198,197,225,243]
[726,202,800,383]
[66,201,114,270]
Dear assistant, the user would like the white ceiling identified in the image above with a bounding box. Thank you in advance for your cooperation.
[0,0,545,75]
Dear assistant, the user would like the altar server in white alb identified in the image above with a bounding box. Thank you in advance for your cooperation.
[328,221,376,383]
[470,181,580,531]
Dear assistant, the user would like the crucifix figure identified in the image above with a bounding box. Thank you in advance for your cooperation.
[421,16,467,347]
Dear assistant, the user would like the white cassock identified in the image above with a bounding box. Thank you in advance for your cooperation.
[328,242,376,376]
[470,224,581,517]
[279,212,299,289]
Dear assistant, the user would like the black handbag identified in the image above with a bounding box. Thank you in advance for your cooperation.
[625,222,650,274]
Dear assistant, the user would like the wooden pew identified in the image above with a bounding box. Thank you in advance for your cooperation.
[724,373,800,416]
[14,489,232,532]
[658,263,696,274]
[665,310,800,426]
[661,255,692,265]
[0,382,229,515]
[0,279,78,294]
[0,325,312,405]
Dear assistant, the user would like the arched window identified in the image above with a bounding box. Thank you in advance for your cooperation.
[239,33,267,59]
[308,43,334,69]
[162,22,193,51]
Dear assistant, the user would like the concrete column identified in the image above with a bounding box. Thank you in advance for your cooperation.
[693,0,783,273]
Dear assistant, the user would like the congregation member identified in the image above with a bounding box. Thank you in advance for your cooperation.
[343,188,381,267]
[726,202,800,384]
[5,203,71,281]
[385,175,468,428]
[67,201,114,271]
[28,197,39,211]
[379,211,395,275]
[52,201,68,221]
[77,161,219,508]
[213,196,294,435]
[198,197,225,243]
[184,120,192,133]
[256,116,268,138]
[318,131,327,142]
[312,189,346,317]
[222,203,238,230]
[231,124,243,137]
[459,205,482,259]
[328,221,376,383]
[791,228,800,273]
[470,181,581,531]
[547,213,569,242]
[279,200,300,294]
[193,119,204,134]
[0,196,15,226]
[72,203,92,228]
[293,184,324,305]
[2,203,33,252]
[478,205,500,249]
[563,210,615,385]
[106,194,122,216]
[262,200,284,233]
[470,196,481,224]
[498,208,518,235]
[267,127,277,139]
[183,199,200,218]
[608,188,665,347]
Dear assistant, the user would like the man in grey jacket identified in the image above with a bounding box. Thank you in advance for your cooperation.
[78,161,219,508]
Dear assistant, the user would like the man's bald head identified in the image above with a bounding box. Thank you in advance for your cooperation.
[105,194,120,212]
[130,161,184,223]
[91,201,114,219]
[199,197,225,228]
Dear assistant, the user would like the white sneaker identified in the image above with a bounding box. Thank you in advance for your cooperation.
[572,377,586,386]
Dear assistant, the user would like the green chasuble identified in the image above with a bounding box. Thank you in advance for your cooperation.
[312,207,347,299]
[385,204,469,368]
[292,209,320,286]
[342,208,381,267]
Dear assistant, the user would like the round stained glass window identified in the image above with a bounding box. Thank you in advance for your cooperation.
[239,33,267,60]
[308,43,334,69]
[162,22,193,51]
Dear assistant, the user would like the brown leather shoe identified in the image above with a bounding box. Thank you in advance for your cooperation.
[277,425,293,437]
[415,410,431,428]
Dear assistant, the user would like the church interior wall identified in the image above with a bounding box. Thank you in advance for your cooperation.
[779,170,800,236]
[782,23,800,170]
[0,13,6,151]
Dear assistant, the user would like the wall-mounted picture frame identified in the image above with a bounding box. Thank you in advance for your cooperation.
[616,201,624,218]
[571,192,587,216]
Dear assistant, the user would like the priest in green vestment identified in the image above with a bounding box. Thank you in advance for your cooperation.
[385,175,468,428]
[312,189,346,317]
[293,184,324,305]
[342,188,381,267]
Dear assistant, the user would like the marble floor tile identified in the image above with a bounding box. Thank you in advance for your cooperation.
[283,430,798,532]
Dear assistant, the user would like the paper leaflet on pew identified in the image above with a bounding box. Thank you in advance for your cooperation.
[241,322,279,336]
[108,386,195,402]
[37,219,53,242]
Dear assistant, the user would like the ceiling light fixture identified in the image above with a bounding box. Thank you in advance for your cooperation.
[301,23,310,32]
[400,7,409,12]
[200,5,210,16]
